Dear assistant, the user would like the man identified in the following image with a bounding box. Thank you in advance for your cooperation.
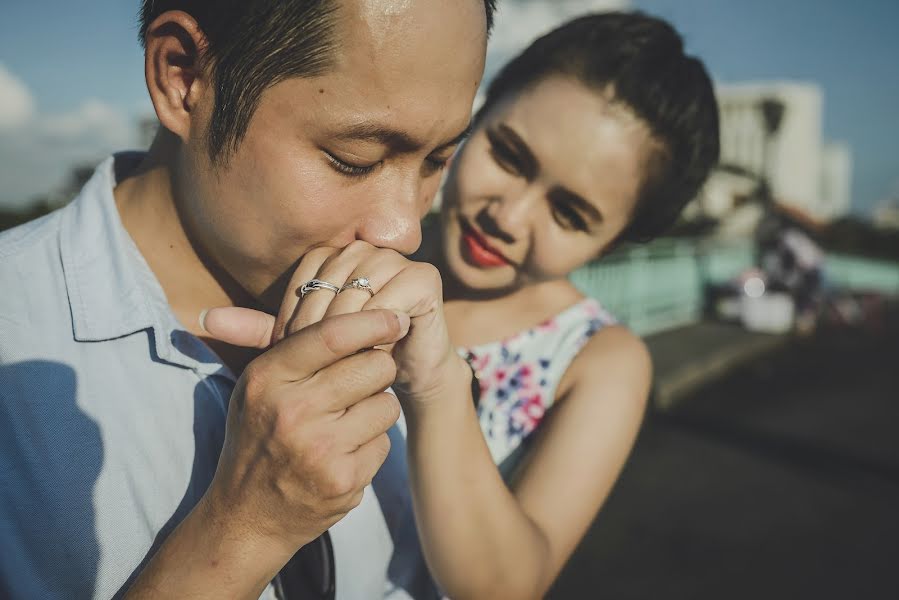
[0,1,494,598]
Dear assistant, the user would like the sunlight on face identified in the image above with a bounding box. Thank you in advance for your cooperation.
[177,0,487,307]
[441,76,659,292]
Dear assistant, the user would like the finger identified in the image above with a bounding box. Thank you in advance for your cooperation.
[289,243,374,335]
[362,262,444,319]
[201,307,276,349]
[272,247,337,344]
[263,309,410,380]
[312,349,398,412]
[350,432,393,489]
[333,391,401,450]
[323,251,409,320]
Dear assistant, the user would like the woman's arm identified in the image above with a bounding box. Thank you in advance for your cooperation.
[404,325,650,599]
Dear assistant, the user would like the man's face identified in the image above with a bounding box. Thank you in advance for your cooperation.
[177,0,487,307]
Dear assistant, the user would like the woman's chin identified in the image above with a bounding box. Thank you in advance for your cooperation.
[446,253,517,294]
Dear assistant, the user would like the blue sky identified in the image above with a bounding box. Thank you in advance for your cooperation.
[0,0,896,215]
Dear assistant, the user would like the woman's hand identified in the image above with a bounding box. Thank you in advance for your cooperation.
[202,240,468,407]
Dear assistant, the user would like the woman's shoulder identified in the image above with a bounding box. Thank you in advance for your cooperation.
[557,323,652,403]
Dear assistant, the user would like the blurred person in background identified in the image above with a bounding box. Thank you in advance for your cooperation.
[756,204,826,334]
[205,11,720,599]
[0,1,496,598]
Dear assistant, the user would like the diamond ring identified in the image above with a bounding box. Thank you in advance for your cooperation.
[299,279,341,298]
[340,277,374,298]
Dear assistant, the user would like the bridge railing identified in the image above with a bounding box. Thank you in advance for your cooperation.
[570,237,899,336]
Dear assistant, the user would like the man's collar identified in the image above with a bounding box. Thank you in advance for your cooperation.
[60,154,159,343]
[59,153,231,378]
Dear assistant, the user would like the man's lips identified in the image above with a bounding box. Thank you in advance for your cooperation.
[459,220,512,268]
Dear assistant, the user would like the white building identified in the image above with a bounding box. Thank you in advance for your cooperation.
[711,81,852,223]
[819,141,853,220]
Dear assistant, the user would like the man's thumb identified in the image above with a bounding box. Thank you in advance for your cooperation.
[199,307,277,349]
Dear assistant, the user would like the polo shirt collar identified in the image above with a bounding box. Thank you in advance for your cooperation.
[60,153,231,379]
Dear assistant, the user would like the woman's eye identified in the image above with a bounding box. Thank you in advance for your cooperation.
[325,152,378,178]
[487,137,522,176]
[552,203,589,232]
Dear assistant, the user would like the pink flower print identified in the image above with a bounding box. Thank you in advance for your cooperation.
[468,351,490,374]
[509,393,545,438]
[535,318,560,334]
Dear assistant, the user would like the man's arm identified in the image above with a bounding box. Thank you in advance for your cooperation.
[126,310,409,597]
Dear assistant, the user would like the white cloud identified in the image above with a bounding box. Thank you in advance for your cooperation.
[0,63,36,130]
[0,62,142,209]
[38,99,134,148]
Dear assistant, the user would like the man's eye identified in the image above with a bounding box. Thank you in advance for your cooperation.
[325,152,378,178]
[422,156,450,177]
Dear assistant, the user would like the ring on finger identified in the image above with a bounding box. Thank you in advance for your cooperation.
[339,277,374,298]
[299,279,341,298]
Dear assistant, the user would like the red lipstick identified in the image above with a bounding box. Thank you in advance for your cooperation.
[459,220,511,268]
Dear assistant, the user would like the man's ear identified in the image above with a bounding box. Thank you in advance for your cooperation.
[143,11,210,143]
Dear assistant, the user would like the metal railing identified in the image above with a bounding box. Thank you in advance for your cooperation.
[570,237,899,336]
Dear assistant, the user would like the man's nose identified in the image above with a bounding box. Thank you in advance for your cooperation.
[355,179,424,256]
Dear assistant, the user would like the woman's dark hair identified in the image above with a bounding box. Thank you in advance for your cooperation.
[477,12,720,243]
[139,0,497,164]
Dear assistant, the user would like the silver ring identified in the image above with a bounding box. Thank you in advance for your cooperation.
[340,277,374,298]
[299,279,341,298]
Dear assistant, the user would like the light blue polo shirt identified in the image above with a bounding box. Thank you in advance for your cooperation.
[0,154,433,599]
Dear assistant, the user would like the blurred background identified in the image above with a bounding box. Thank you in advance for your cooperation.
[1,1,897,598]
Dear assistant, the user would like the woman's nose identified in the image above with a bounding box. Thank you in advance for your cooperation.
[484,186,540,243]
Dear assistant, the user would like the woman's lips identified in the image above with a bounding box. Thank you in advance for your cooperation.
[459,220,511,268]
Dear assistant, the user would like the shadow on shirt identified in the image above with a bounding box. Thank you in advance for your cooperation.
[0,361,101,598]
[0,358,226,599]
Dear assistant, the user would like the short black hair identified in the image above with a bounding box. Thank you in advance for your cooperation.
[139,0,497,164]
[478,12,720,244]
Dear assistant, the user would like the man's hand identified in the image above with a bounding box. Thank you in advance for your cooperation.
[205,309,409,555]
[126,309,409,599]
[202,240,469,406]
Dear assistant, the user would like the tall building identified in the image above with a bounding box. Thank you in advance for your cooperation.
[819,141,852,220]
[713,81,852,223]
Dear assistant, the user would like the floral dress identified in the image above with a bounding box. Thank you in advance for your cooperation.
[460,297,617,477]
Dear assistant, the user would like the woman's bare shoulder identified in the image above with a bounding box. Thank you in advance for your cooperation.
[558,324,652,403]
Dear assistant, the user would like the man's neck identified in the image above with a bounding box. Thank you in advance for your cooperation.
[114,134,261,371]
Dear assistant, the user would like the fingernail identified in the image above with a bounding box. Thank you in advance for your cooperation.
[393,311,411,337]
[198,309,209,334]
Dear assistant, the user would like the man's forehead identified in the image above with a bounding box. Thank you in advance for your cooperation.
[335,0,487,59]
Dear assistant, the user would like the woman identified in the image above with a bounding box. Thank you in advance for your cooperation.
[406,12,719,596]
[203,12,719,599]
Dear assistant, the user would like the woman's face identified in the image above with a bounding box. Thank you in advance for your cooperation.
[441,76,658,293]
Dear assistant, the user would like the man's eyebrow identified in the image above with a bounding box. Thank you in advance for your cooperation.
[334,121,472,153]
[441,122,473,150]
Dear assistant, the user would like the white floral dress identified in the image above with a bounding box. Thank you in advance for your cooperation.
[460,297,617,476]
